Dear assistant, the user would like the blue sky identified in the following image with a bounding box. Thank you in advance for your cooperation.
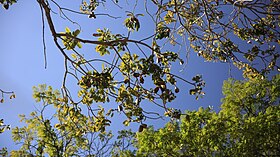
[0,1,244,151]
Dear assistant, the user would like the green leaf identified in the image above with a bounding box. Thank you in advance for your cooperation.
[71,53,77,59]
[65,27,71,33]
[123,119,130,126]
[73,29,80,36]
[77,42,82,48]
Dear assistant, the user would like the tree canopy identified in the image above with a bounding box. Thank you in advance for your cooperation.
[3,75,280,156]
[0,0,279,156]
[129,74,280,156]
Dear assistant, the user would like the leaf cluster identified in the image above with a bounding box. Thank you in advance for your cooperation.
[0,0,17,10]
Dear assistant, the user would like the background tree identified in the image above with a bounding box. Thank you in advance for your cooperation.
[10,84,114,156]
[123,74,280,156]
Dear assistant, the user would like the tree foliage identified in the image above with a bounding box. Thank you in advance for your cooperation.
[6,75,280,156]
[27,0,279,129]
[30,0,279,127]
[1,0,280,156]
[123,74,280,156]
[10,84,114,156]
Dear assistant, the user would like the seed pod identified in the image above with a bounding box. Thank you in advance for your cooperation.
[3,4,9,10]
[63,97,68,103]
[88,12,96,18]
[154,86,159,93]
[138,123,147,132]
[140,76,144,84]
[179,60,184,65]
[175,87,180,93]
[92,33,101,37]
[124,78,129,84]
[133,73,140,77]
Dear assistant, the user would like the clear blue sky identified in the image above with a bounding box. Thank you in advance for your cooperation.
[0,1,243,151]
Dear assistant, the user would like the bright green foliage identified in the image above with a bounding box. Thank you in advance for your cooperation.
[111,129,137,157]
[124,74,280,156]
[221,74,280,117]
[11,85,114,156]
[94,28,113,56]
[62,27,82,50]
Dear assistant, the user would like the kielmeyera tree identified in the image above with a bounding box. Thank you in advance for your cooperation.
[1,0,280,135]
[0,0,279,155]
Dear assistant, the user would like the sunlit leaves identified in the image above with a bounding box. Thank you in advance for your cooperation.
[135,122,181,156]
[130,75,280,156]
[10,84,116,156]
[91,106,112,132]
[78,70,113,104]
[95,44,110,56]
[111,129,136,156]
[164,11,175,24]
[32,84,60,105]
[62,27,82,50]
[2,0,280,155]
[158,0,279,78]
[94,28,123,56]
[222,74,280,116]
[80,0,99,15]
[156,25,170,40]
[123,119,130,126]
[124,12,143,31]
